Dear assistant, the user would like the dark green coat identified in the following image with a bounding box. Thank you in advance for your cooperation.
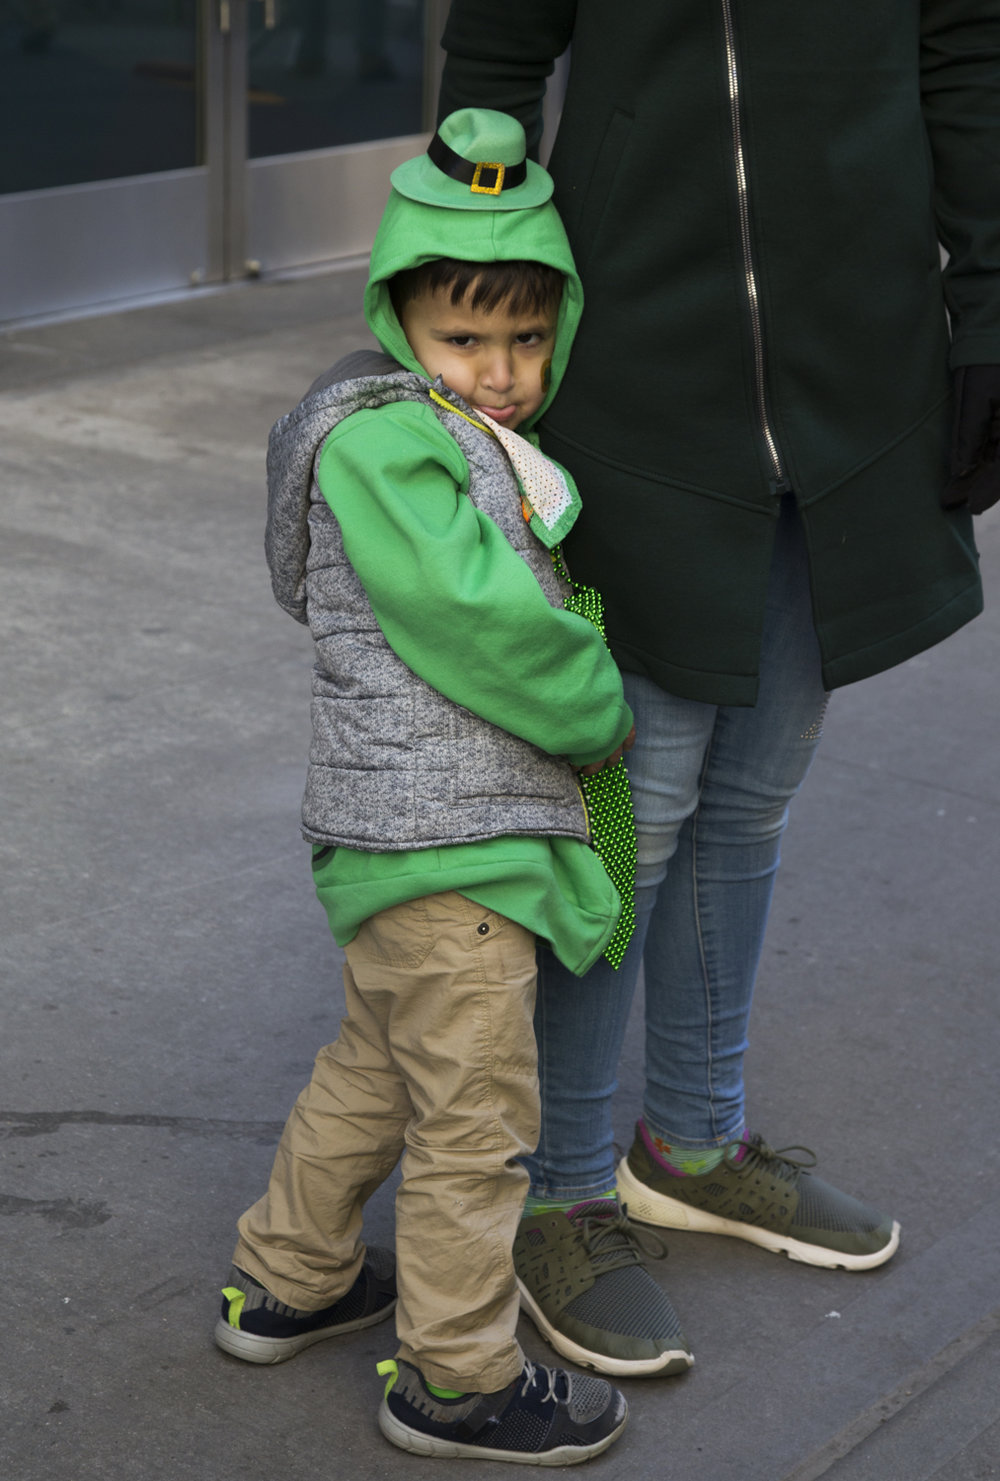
[440,1,995,702]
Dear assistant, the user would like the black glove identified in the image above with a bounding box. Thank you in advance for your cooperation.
[942,364,1000,515]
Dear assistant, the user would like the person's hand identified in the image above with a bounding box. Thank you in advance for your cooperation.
[942,365,1000,515]
[576,725,636,776]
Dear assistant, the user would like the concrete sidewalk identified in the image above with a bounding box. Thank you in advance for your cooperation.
[2,274,999,1481]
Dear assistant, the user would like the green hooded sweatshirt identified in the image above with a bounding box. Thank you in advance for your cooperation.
[309,178,633,975]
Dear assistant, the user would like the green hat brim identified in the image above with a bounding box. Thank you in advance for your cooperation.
[390,152,553,212]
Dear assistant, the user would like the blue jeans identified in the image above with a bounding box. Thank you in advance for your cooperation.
[527,500,830,1198]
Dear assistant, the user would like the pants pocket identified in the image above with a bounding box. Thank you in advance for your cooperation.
[350,896,436,969]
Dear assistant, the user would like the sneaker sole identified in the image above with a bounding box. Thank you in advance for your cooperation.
[378,1398,627,1464]
[617,1158,901,1271]
[517,1278,694,1377]
[213,1298,396,1365]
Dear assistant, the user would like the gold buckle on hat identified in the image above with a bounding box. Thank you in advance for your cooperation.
[470,160,505,196]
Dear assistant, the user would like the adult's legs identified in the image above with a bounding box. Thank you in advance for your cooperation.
[640,504,828,1148]
[525,499,827,1195]
[526,692,717,1198]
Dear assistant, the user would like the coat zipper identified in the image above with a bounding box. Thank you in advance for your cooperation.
[720,0,790,494]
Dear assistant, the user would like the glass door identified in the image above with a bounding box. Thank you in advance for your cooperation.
[0,0,201,192]
[247,0,426,155]
[0,0,211,320]
[0,0,444,323]
[241,0,435,275]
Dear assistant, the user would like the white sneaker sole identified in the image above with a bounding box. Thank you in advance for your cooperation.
[617,1156,901,1271]
[213,1297,396,1364]
[378,1398,628,1464]
[517,1278,694,1377]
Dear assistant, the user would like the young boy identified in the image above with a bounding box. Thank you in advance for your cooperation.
[214,111,634,1464]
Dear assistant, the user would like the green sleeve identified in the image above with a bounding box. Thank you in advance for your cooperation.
[921,1,1000,365]
[317,401,632,767]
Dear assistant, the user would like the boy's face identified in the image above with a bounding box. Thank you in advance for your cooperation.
[400,286,558,432]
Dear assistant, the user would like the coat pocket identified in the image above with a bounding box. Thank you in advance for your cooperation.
[569,108,634,275]
[921,126,942,273]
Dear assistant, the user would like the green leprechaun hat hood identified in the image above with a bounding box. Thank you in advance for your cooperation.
[364,108,583,430]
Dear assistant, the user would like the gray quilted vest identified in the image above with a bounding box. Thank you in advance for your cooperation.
[266,350,589,851]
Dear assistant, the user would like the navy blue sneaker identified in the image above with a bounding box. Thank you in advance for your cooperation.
[214,1249,396,1364]
[377,1357,628,1464]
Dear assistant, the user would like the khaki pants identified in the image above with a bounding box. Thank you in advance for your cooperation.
[233,890,539,1392]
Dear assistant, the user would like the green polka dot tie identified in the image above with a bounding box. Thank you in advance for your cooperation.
[552,545,637,969]
[441,391,637,969]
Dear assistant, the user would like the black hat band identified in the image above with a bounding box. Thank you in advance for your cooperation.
[426,130,528,196]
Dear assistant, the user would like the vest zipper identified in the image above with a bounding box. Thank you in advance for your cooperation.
[573,774,592,842]
[720,0,790,495]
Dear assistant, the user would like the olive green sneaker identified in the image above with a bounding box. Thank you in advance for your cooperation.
[618,1122,900,1271]
[513,1199,693,1377]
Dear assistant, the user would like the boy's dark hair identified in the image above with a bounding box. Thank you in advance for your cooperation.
[389,258,564,320]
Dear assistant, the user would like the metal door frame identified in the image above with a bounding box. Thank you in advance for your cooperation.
[1,0,448,326]
[241,0,448,278]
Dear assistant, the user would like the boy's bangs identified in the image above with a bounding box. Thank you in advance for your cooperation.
[391,259,564,319]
